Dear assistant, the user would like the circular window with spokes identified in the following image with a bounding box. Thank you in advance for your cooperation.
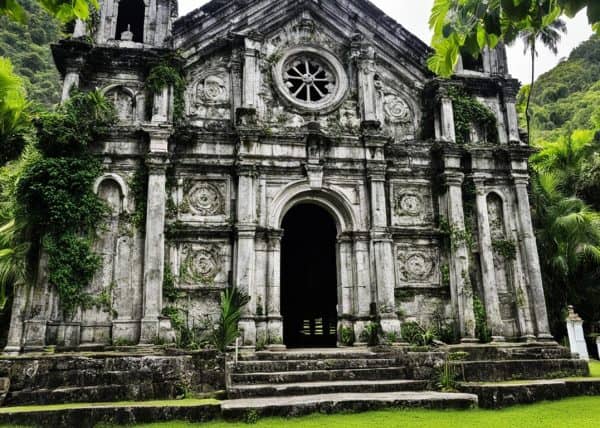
[273,47,348,113]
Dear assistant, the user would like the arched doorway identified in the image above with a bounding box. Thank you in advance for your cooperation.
[281,204,338,348]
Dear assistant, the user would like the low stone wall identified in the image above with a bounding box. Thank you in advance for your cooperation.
[0,350,225,406]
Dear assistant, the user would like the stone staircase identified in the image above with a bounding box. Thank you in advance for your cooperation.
[223,348,478,417]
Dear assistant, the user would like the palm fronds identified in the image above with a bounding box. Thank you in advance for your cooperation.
[210,286,250,352]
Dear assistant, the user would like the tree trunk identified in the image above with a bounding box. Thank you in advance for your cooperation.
[526,42,536,144]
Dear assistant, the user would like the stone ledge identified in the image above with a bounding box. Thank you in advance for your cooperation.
[0,400,221,427]
[458,378,600,408]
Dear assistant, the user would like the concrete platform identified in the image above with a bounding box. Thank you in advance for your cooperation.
[221,391,478,420]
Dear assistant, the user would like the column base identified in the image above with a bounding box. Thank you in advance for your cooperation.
[2,345,21,355]
[266,344,286,351]
[239,317,257,347]
[139,318,160,344]
[267,316,283,347]
[460,337,480,344]
[491,336,506,343]
[536,333,556,342]
[380,316,401,338]
[23,320,47,350]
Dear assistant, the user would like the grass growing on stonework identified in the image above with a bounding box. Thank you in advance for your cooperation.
[125,396,600,428]
[589,359,600,377]
[0,399,220,414]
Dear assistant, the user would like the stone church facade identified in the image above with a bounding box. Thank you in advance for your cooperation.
[4,0,554,353]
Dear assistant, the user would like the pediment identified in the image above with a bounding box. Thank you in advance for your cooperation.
[174,0,432,83]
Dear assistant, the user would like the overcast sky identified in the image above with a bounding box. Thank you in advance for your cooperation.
[178,0,594,84]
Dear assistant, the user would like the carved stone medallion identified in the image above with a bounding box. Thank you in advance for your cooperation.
[187,182,224,216]
[180,245,221,286]
[395,193,422,217]
[383,94,411,124]
[396,244,440,287]
[195,75,228,105]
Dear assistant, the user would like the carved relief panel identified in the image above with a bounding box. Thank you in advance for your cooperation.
[170,240,231,290]
[395,241,440,288]
[390,181,434,227]
[186,57,231,128]
[175,178,230,223]
[374,73,417,142]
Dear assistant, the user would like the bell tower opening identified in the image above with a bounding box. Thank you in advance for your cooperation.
[116,0,146,43]
[281,204,338,348]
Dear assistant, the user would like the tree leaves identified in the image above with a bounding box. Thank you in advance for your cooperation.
[1,0,98,23]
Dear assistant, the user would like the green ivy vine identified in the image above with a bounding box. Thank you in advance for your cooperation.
[492,239,517,261]
[130,162,148,232]
[145,64,186,124]
[447,87,499,145]
[17,90,116,317]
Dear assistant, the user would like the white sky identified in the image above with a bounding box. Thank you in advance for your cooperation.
[178,0,594,84]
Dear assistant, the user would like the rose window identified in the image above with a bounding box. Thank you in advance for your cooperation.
[273,47,348,113]
[283,56,336,103]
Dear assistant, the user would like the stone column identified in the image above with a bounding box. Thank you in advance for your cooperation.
[236,165,257,346]
[3,283,27,354]
[140,153,169,343]
[440,96,456,143]
[242,35,263,109]
[61,69,79,102]
[512,173,553,340]
[151,86,171,123]
[357,45,378,123]
[443,169,477,341]
[473,176,505,339]
[266,230,284,349]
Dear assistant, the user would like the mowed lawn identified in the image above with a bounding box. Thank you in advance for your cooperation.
[130,396,600,428]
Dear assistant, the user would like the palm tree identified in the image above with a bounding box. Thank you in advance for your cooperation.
[0,57,29,164]
[519,16,567,141]
[531,172,600,334]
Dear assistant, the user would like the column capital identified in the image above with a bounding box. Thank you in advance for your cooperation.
[145,153,170,172]
[443,171,464,187]
[266,228,284,243]
[236,163,258,177]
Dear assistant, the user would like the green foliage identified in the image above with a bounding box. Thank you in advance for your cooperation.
[473,296,492,343]
[437,359,457,392]
[15,90,115,317]
[145,64,185,124]
[492,239,517,261]
[43,232,100,313]
[340,325,354,346]
[401,321,436,347]
[0,0,61,106]
[446,87,499,145]
[427,0,594,77]
[0,57,29,163]
[1,0,98,24]
[130,162,148,232]
[210,286,250,352]
[163,264,180,302]
[359,321,380,347]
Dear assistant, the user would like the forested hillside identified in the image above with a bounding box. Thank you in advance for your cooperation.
[0,0,61,106]
[523,35,600,142]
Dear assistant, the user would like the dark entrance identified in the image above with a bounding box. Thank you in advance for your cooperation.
[281,204,338,348]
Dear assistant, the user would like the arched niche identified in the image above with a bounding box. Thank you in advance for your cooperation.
[102,85,137,123]
[115,0,146,43]
[94,173,129,214]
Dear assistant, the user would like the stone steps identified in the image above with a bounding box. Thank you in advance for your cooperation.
[227,379,430,399]
[231,367,410,385]
[220,391,478,420]
[238,349,385,361]
[232,358,400,373]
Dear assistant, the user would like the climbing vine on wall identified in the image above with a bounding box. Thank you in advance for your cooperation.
[145,64,186,124]
[17,90,116,317]
[130,162,148,232]
[447,87,499,145]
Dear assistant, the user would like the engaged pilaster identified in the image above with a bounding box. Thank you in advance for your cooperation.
[512,172,553,340]
[140,151,169,344]
[442,162,477,342]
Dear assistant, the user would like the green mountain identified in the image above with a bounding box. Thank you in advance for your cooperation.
[0,0,62,107]
[522,35,600,142]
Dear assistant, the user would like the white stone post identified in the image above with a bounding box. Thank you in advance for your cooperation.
[566,306,589,360]
[266,230,284,349]
[139,152,169,344]
[473,176,505,340]
[506,101,521,144]
[512,173,553,340]
[236,166,257,347]
[443,164,476,341]
[151,86,170,123]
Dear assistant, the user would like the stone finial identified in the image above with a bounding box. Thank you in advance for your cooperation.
[567,305,582,321]
[121,25,134,42]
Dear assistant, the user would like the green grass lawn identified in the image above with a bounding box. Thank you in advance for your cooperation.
[589,359,600,377]
[125,396,600,428]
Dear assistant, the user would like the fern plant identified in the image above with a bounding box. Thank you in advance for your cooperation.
[210,286,250,352]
